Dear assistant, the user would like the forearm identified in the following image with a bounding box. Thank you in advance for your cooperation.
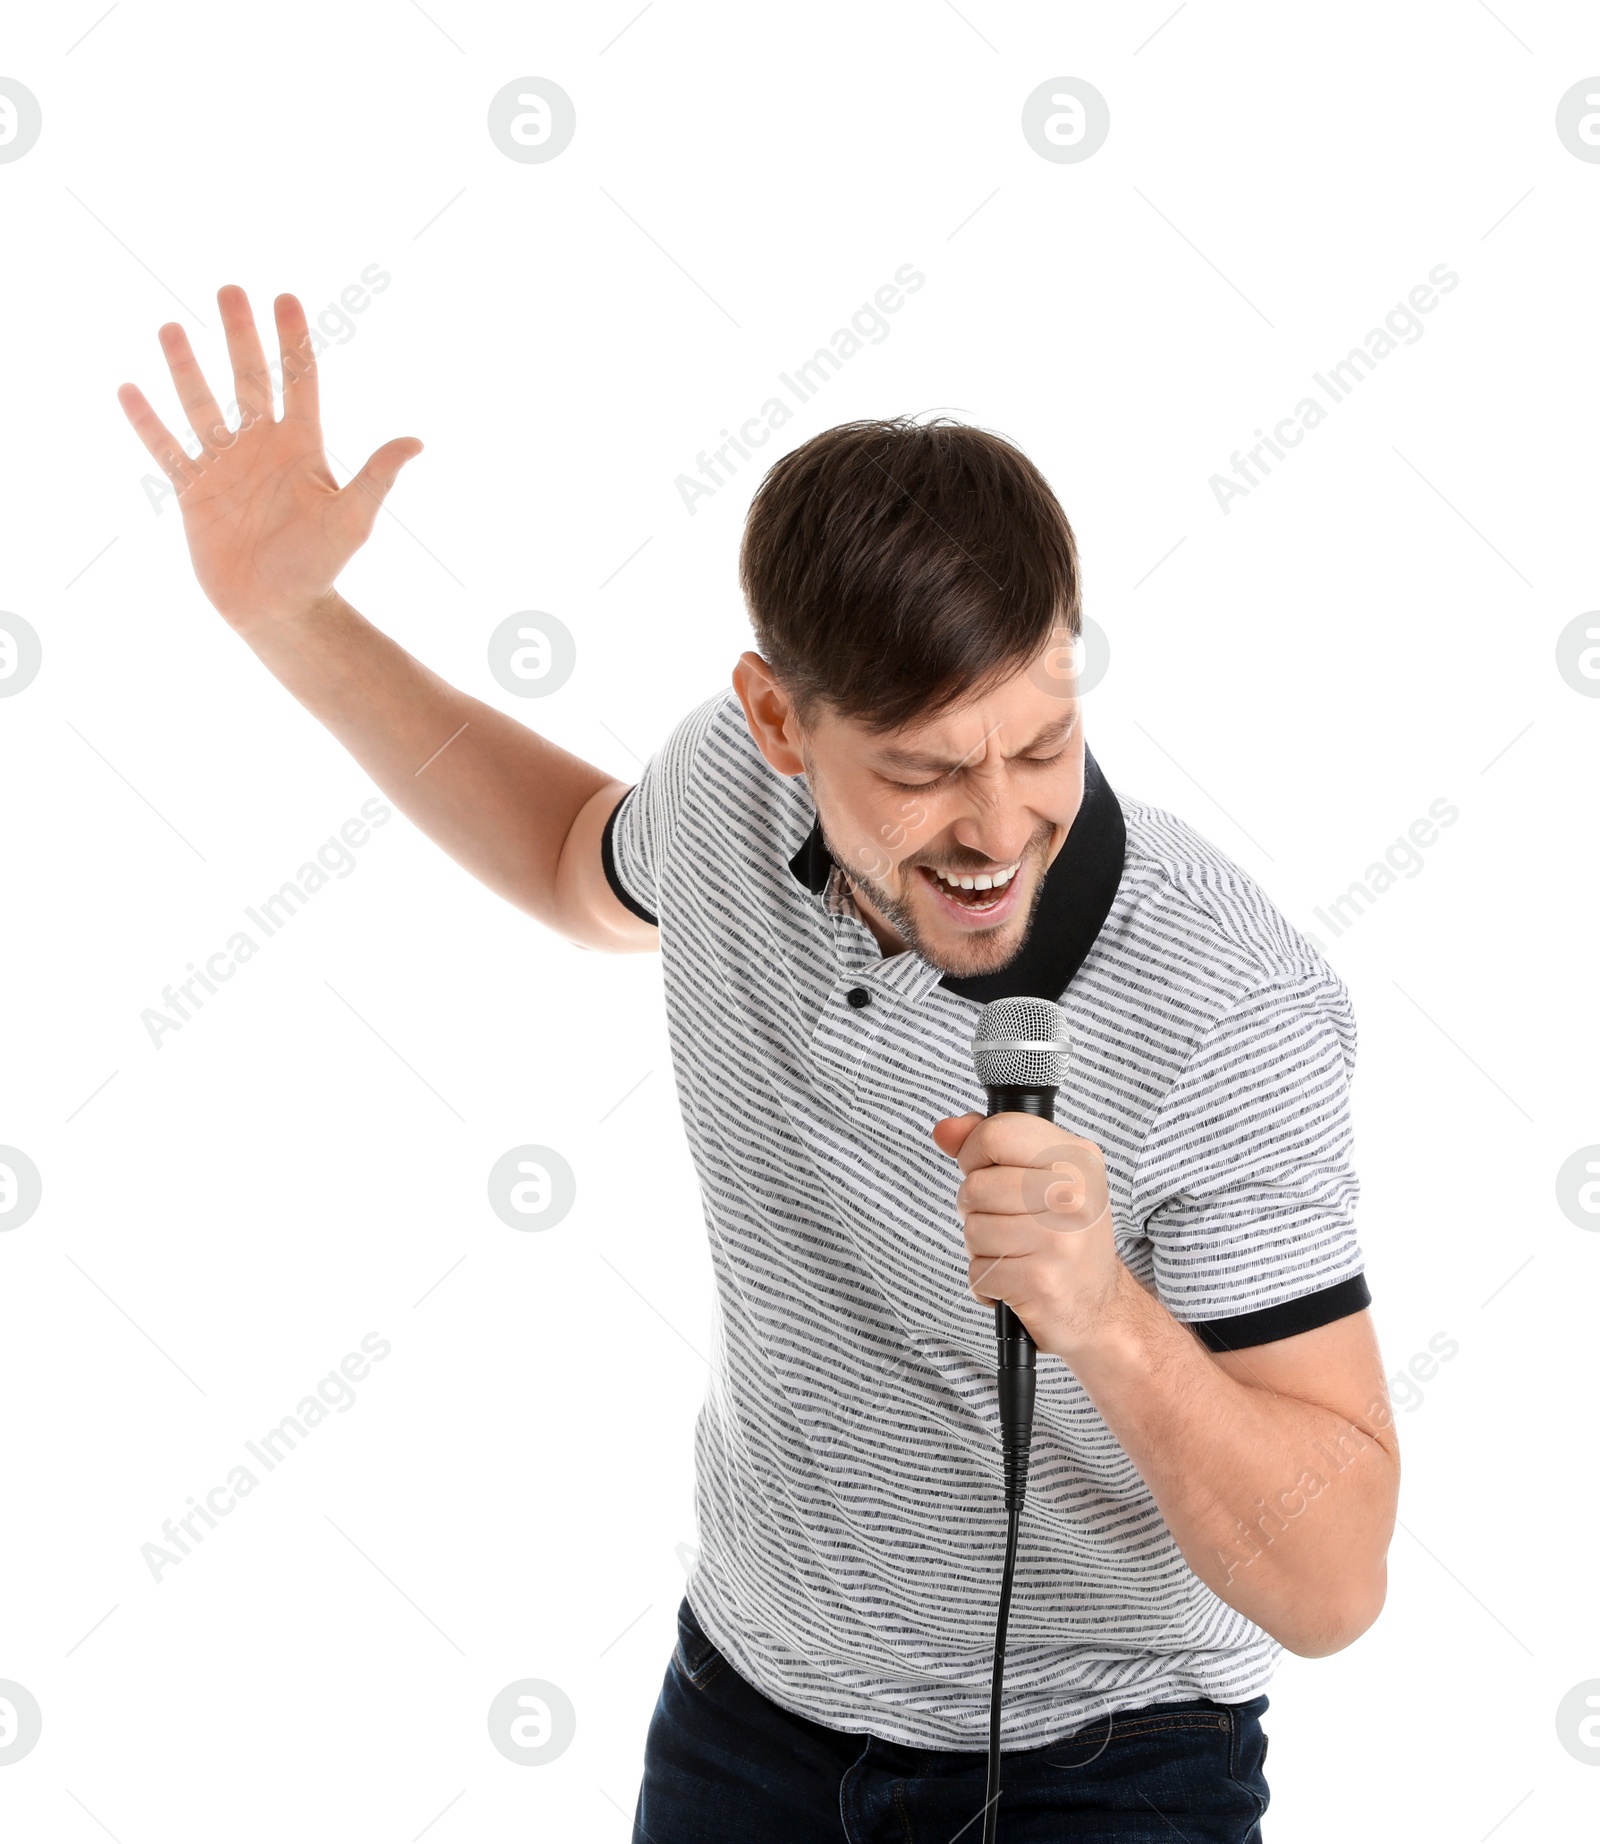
[1071,1271,1398,1655]
[236,590,619,933]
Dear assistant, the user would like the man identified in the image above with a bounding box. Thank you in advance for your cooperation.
[120,286,1399,1843]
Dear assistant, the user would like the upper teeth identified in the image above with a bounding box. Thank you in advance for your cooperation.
[933,862,1018,891]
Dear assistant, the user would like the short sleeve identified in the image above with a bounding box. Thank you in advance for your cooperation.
[599,691,725,930]
[1131,968,1370,1352]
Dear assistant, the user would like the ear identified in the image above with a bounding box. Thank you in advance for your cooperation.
[732,651,806,775]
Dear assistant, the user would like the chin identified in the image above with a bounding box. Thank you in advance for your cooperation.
[934,940,1025,980]
[900,860,1044,978]
[916,912,1030,980]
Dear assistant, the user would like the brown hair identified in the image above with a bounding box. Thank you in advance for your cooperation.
[738,415,1081,733]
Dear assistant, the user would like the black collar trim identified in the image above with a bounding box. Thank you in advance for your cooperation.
[786,747,1127,1002]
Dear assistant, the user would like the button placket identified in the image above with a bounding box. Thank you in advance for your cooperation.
[810,976,887,1101]
[807,866,949,1099]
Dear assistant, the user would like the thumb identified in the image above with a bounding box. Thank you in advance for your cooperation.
[931,1112,984,1159]
[335,437,423,544]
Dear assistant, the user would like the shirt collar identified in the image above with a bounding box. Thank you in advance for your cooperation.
[785,746,1127,1002]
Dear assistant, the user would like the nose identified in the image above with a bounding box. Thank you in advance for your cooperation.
[949,776,1036,869]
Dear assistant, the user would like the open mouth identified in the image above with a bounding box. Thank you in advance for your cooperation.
[914,857,1026,926]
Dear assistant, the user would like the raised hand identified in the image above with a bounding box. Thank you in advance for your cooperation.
[117,285,422,631]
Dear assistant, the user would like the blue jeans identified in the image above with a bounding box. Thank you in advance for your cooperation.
[633,1596,1269,1843]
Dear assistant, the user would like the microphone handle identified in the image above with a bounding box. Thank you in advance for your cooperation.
[983,1084,1055,1509]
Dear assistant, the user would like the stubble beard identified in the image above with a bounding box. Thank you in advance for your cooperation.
[818,819,1054,980]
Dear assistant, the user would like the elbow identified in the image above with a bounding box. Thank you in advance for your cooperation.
[1275,1567,1388,1658]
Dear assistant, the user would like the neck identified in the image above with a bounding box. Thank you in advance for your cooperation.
[838,873,909,958]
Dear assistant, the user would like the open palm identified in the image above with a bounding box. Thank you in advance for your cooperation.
[118,285,421,629]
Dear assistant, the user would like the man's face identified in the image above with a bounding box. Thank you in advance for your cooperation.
[788,642,1085,980]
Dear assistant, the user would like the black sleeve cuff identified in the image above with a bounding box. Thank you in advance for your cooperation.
[600,790,659,927]
[1190,1272,1371,1353]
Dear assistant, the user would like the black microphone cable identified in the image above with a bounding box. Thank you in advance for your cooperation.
[969,998,1071,1844]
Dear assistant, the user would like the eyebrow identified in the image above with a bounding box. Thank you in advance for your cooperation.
[875,710,1077,776]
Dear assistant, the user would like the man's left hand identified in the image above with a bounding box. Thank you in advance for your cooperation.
[932,1111,1133,1364]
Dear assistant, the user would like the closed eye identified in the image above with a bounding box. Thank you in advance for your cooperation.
[884,749,1067,792]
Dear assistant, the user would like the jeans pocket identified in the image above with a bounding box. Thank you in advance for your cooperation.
[1225,1695,1270,1821]
[672,1597,726,1688]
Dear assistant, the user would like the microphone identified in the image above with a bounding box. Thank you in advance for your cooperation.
[971,994,1070,1509]
[969,994,1070,1844]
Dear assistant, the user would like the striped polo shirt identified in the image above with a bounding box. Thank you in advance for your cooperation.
[600,687,1371,1750]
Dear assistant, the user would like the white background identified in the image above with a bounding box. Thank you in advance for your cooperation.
[1,2,1597,1838]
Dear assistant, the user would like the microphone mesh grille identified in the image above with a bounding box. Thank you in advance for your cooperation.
[971,996,1070,1089]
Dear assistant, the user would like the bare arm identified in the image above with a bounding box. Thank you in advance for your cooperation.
[1069,1296,1398,1657]
[215,588,652,947]
[943,1109,1399,1656]
[117,284,654,951]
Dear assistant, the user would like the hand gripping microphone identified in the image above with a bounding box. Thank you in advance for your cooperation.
[969,995,1071,1844]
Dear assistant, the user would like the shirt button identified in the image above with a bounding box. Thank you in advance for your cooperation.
[846,986,872,1009]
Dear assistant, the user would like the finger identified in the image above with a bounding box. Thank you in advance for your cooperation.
[959,1115,1090,1177]
[156,321,228,454]
[931,1113,983,1159]
[333,437,424,546]
[967,1250,1031,1308]
[218,283,275,424]
[957,1165,1040,1217]
[274,293,320,428]
[964,1154,1101,1216]
[962,1214,1042,1261]
[955,1111,1055,1177]
[116,382,200,488]
[965,1162,1091,1240]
